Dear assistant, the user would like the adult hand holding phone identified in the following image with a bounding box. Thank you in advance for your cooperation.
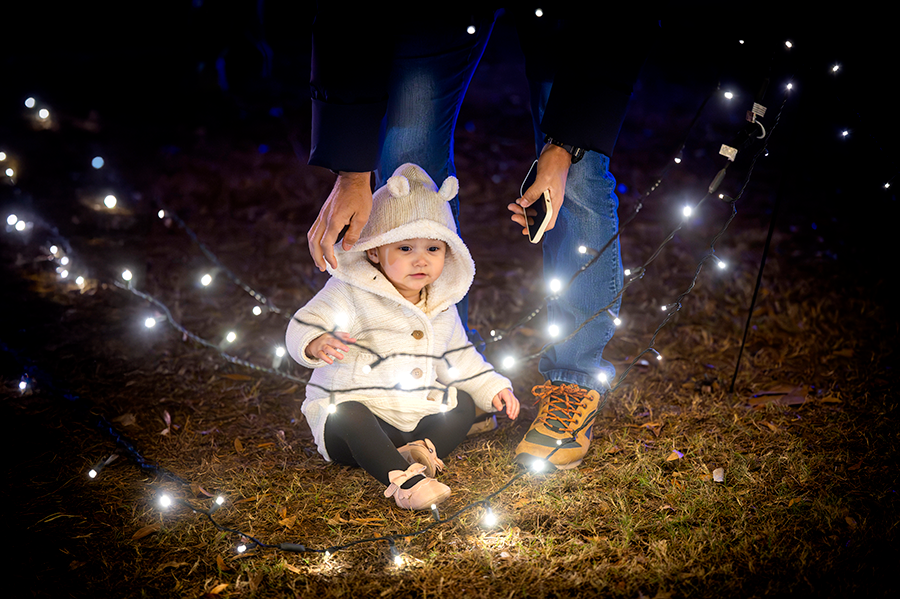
[508,142,571,239]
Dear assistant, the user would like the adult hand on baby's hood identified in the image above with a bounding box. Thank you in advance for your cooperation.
[308,171,373,271]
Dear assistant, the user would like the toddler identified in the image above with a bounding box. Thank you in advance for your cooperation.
[286,163,519,510]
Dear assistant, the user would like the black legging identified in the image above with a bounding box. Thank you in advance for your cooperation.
[324,392,476,485]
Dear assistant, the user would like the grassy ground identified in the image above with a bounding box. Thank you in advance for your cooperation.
[3,51,898,599]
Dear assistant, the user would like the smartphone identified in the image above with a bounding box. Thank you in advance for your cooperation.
[520,160,554,244]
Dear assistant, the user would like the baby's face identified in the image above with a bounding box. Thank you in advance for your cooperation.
[366,238,447,302]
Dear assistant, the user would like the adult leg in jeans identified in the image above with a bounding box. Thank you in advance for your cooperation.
[529,80,623,396]
[375,13,498,335]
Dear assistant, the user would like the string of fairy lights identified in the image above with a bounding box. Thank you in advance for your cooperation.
[2,32,892,567]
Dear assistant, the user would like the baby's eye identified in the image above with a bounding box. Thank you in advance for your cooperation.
[428,246,441,252]
[398,245,412,252]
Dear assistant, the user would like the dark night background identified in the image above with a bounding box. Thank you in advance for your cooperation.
[2,3,898,597]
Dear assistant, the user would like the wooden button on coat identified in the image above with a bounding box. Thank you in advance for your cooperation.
[411,330,424,340]
[411,368,423,379]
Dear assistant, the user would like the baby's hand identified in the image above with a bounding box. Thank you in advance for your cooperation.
[305,331,356,364]
[492,388,520,420]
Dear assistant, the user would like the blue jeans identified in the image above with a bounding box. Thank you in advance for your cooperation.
[376,17,622,395]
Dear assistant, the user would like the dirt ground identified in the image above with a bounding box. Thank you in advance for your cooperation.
[2,14,899,599]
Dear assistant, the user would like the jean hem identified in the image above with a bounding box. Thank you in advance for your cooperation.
[542,369,610,397]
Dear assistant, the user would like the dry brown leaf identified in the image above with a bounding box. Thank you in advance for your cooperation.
[277,506,287,519]
[257,442,274,448]
[158,561,189,570]
[216,555,230,572]
[764,421,780,433]
[845,516,858,528]
[114,413,136,427]
[283,561,303,574]
[821,395,842,403]
[605,445,621,454]
[666,450,684,461]
[209,582,229,594]
[221,374,253,381]
[131,522,161,540]
[278,516,297,528]
[748,384,808,407]
[788,497,802,507]
[234,437,244,454]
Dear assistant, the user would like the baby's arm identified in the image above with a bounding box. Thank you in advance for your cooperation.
[286,279,356,368]
[306,331,356,364]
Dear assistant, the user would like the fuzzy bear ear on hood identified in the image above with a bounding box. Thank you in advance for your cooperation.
[386,175,411,198]
[438,176,458,201]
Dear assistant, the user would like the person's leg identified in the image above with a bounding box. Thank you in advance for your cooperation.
[323,401,413,486]
[376,13,498,335]
[406,390,476,458]
[528,81,623,394]
[514,80,622,469]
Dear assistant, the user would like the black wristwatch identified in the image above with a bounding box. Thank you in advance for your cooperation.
[544,135,586,165]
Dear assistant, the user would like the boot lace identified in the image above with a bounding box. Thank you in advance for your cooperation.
[531,382,591,434]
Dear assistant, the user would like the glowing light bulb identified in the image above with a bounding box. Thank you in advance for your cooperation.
[489,330,496,337]
[597,372,608,383]
[738,39,745,44]
[786,83,794,90]
[535,8,544,16]
[237,544,247,553]
[122,269,133,281]
[674,157,682,164]
[60,270,69,279]
[466,25,476,34]
[841,130,849,138]
[885,183,892,189]
[50,245,58,255]
[60,256,69,266]
[92,156,104,169]
[25,97,35,108]
[158,209,166,219]
[724,91,734,100]
[75,276,85,286]
[216,496,225,506]
[252,306,262,316]
[578,245,587,254]
[483,507,497,527]
[200,273,212,286]
[225,331,237,343]
[15,220,26,231]
[159,494,173,508]
[362,364,371,374]
[324,551,332,561]
[275,346,286,358]
[5,168,14,177]
[683,205,693,217]
[447,366,460,378]
[661,305,668,311]
[785,40,793,49]
[502,356,515,369]
[548,324,560,337]
[439,403,448,413]
[832,64,840,73]
[657,353,663,361]
[0,152,6,161]
[334,312,349,329]
[104,195,117,209]
[717,260,726,269]
[394,553,404,567]
[624,268,631,276]
[88,469,98,479]
[327,403,337,414]
[144,317,156,328]
[38,108,50,120]
[18,381,27,391]
[549,278,562,293]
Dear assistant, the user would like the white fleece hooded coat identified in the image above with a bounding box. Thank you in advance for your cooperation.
[286,163,512,461]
